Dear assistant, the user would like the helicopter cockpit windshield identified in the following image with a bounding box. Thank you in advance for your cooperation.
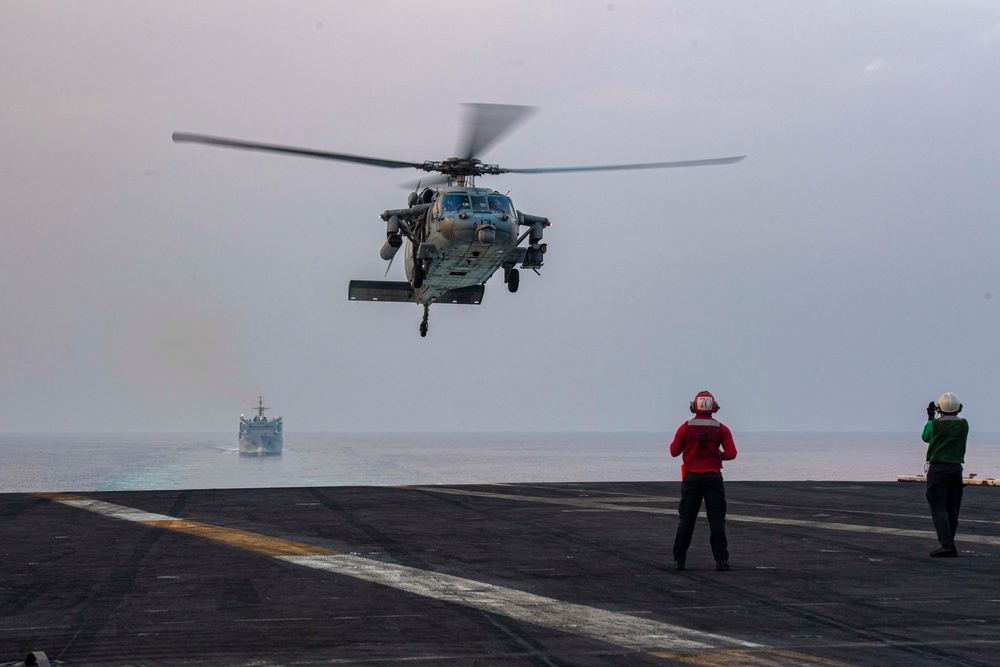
[438,192,515,218]
[487,194,515,218]
[470,195,491,214]
[441,193,471,213]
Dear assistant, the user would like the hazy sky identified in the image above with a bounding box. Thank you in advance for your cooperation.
[3,2,1000,433]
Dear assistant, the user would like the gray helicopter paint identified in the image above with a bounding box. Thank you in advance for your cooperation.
[403,187,524,305]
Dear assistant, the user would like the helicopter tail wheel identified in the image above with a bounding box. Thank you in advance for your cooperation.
[507,268,520,293]
[420,303,430,337]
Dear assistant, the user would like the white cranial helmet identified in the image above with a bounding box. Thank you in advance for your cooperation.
[937,392,961,414]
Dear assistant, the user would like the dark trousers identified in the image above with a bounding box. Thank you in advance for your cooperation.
[673,472,729,563]
[926,462,963,548]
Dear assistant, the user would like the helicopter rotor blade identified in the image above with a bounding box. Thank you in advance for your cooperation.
[172,132,426,170]
[503,155,746,175]
[457,104,537,161]
[399,175,449,190]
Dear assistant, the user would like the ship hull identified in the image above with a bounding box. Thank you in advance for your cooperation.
[239,429,282,456]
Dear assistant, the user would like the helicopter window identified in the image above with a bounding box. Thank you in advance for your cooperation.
[441,194,471,213]
[487,194,515,217]
[470,195,491,213]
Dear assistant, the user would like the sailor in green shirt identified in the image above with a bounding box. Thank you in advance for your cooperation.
[922,392,968,557]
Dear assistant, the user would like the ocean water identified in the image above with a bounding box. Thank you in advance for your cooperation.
[1,432,998,493]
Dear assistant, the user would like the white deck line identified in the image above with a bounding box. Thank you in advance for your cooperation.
[413,487,1000,547]
[281,553,756,651]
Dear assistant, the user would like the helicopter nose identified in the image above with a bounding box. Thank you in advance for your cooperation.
[477,225,496,244]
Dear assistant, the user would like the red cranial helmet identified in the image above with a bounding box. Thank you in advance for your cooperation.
[690,391,720,415]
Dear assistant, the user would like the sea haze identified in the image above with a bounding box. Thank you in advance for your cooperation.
[1,432,998,494]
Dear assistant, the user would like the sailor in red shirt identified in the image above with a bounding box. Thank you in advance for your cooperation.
[669,390,737,571]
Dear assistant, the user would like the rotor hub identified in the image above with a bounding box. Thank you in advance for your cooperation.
[422,158,505,179]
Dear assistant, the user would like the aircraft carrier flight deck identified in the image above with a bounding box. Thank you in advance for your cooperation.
[2,481,998,666]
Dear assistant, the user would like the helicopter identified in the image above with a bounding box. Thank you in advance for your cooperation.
[173,104,744,337]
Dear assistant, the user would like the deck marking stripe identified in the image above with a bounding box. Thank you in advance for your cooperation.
[280,553,758,651]
[650,648,852,666]
[414,487,1000,546]
[148,520,338,557]
[501,487,1000,526]
[34,492,760,653]
[34,493,338,556]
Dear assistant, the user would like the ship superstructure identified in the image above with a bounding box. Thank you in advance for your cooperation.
[239,396,282,455]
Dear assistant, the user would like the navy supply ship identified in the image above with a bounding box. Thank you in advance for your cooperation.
[239,396,282,455]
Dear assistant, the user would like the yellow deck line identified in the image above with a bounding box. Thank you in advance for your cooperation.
[34,492,93,501]
[145,519,339,557]
[32,493,338,557]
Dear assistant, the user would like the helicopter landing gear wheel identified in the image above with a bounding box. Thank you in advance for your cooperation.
[507,268,520,293]
[420,303,430,338]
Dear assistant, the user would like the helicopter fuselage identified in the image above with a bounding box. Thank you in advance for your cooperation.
[382,186,548,305]
[409,186,516,303]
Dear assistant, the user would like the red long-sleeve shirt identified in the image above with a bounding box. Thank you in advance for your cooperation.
[669,417,737,474]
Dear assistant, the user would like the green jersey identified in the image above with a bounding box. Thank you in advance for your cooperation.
[922,416,968,464]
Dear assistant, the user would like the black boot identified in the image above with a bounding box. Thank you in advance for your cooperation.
[929,545,957,557]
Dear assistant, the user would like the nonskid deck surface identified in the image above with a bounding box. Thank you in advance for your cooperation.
[2,482,998,666]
